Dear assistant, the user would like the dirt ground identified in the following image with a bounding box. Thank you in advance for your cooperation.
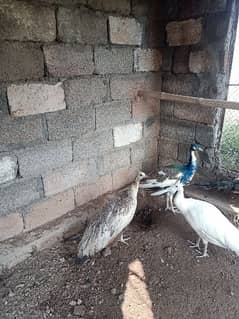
[1,210,239,319]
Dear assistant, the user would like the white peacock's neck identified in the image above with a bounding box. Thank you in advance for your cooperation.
[174,186,186,211]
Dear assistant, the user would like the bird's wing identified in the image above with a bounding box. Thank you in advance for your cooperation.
[186,200,239,250]
[150,184,178,196]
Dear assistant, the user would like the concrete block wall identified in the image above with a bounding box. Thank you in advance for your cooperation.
[157,0,238,178]
[0,0,162,241]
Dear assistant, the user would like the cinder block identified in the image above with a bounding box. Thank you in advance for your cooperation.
[0,154,18,184]
[178,143,190,163]
[160,119,195,143]
[64,77,108,108]
[189,50,211,73]
[178,0,207,19]
[0,177,43,216]
[134,48,162,72]
[132,99,160,121]
[166,19,202,46]
[113,123,143,147]
[145,137,158,158]
[24,189,75,232]
[0,213,23,241]
[112,166,138,190]
[0,115,45,147]
[73,130,114,160]
[0,1,56,42]
[94,46,133,74]
[74,174,113,206]
[43,160,97,196]
[159,139,178,159]
[144,117,160,138]
[43,44,94,77]
[88,0,130,14]
[162,73,198,96]
[174,103,216,125]
[161,48,174,72]
[195,124,215,147]
[160,101,174,119]
[98,149,131,175]
[8,83,66,117]
[173,46,189,73]
[46,107,95,140]
[109,16,142,45]
[16,140,72,178]
[0,86,8,115]
[57,7,107,44]
[96,100,131,129]
[0,42,44,81]
[131,142,145,164]
[110,73,161,100]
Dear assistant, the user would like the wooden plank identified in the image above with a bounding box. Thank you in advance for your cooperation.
[137,90,239,110]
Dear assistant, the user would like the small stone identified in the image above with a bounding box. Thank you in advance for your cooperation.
[103,247,112,257]
[60,257,65,263]
[118,294,124,301]
[160,258,164,264]
[8,290,15,297]
[69,300,77,306]
[73,305,86,316]
[111,288,117,295]
[230,291,234,296]
[77,299,82,305]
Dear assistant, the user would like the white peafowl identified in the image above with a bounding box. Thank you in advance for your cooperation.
[76,171,147,263]
[172,183,239,258]
[140,143,205,212]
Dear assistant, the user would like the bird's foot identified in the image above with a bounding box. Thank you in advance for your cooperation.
[118,234,130,246]
[196,252,209,258]
[187,240,200,250]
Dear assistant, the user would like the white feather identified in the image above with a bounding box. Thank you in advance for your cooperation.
[174,185,239,255]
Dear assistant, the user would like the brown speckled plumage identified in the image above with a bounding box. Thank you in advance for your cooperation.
[77,172,146,260]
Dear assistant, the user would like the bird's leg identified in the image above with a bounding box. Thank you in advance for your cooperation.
[169,193,179,214]
[187,237,201,250]
[196,241,209,258]
[165,193,170,212]
[118,233,130,246]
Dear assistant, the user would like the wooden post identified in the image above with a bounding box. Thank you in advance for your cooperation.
[137,90,239,111]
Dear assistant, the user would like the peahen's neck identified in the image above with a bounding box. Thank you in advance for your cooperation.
[129,180,140,198]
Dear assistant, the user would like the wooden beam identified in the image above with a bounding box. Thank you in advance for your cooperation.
[137,90,239,111]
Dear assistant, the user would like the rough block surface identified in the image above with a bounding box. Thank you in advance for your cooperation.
[24,189,75,232]
[189,50,211,73]
[74,174,113,206]
[109,16,142,45]
[98,149,131,175]
[159,139,178,159]
[132,100,160,121]
[0,1,56,42]
[0,213,23,241]
[134,48,162,72]
[166,19,202,46]
[0,42,44,81]
[88,0,130,14]
[94,46,133,74]
[43,160,97,196]
[8,83,66,117]
[65,77,108,108]
[0,115,45,147]
[46,107,95,140]
[43,44,94,77]
[0,177,43,216]
[174,103,216,125]
[111,73,162,100]
[57,7,107,44]
[73,130,114,160]
[0,154,18,185]
[112,166,138,190]
[113,123,143,147]
[96,100,131,129]
[160,119,195,143]
[16,140,72,178]
[173,46,189,73]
